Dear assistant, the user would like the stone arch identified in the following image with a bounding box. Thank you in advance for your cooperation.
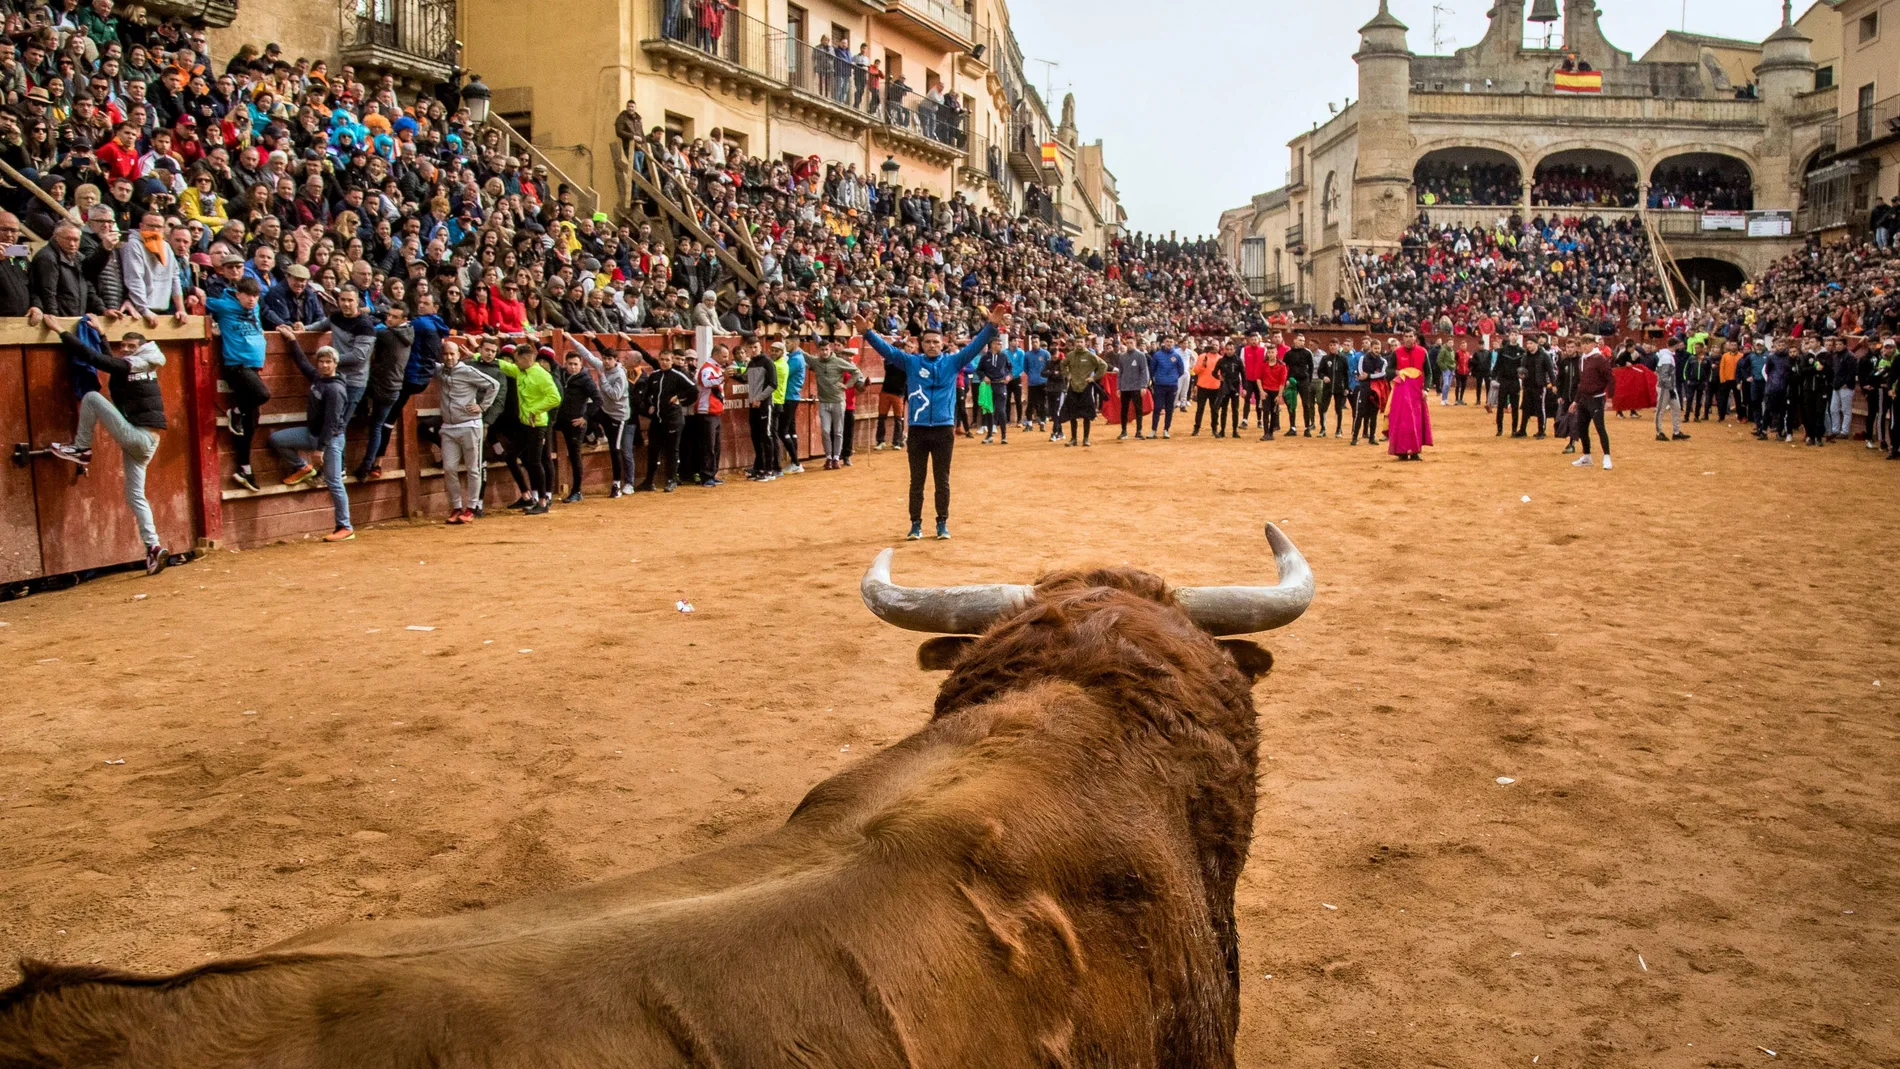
[1671,255,1749,304]
[1531,145,1640,208]
[1412,144,1526,206]
[1638,142,1760,184]
[1648,150,1755,210]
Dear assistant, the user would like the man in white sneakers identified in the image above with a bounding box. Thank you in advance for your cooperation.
[435,339,499,524]
[48,320,172,575]
[1571,341,1614,470]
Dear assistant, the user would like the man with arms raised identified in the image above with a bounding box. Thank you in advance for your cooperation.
[854,301,1008,541]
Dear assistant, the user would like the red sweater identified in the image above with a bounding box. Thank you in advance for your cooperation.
[1578,352,1613,398]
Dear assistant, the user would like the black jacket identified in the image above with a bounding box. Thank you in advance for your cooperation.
[0,257,28,316]
[29,244,98,316]
[557,366,602,424]
[1523,347,1556,390]
[1283,346,1314,381]
[365,323,416,405]
[648,366,697,425]
[286,335,351,441]
[62,330,166,430]
[1492,344,1525,385]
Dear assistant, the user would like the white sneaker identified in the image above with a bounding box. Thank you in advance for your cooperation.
[1572,456,1594,467]
[787,464,805,474]
[1601,456,1613,470]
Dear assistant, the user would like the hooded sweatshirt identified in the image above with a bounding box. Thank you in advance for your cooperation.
[319,311,378,391]
[365,321,416,405]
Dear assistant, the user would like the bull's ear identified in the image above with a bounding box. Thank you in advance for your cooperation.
[917,636,976,671]
[1219,640,1275,682]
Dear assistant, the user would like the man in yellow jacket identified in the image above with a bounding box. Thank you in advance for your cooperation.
[498,342,561,514]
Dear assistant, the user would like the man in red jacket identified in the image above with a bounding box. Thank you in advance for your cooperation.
[1240,332,1267,430]
[1571,342,1614,470]
[93,123,142,183]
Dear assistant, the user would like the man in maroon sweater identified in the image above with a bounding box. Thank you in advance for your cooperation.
[1571,341,1614,470]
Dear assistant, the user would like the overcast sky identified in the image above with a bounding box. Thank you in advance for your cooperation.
[1003,0,1802,238]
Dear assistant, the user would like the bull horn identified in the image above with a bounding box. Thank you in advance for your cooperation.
[1174,523,1315,636]
[860,549,1035,635]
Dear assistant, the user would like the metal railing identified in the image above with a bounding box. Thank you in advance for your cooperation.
[345,0,457,64]
[645,3,966,150]
[895,0,974,41]
[962,132,1005,186]
[1286,222,1305,248]
[1843,92,1900,150]
[1288,162,1306,189]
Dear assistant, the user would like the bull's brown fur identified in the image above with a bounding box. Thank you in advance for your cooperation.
[0,568,1266,1069]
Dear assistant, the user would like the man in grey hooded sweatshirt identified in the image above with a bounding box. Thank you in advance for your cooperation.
[1114,331,1152,440]
[436,339,499,523]
[569,334,636,495]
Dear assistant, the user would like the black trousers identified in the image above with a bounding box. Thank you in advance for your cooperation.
[1120,390,1144,433]
[840,410,854,461]
[1027,383,1049,424]
[906,425,954,524]
[1258,390,1281,438]
[981,382,1010,434]
[1763,389,1789,437]
[1240,381,1261,420]
[222,364,272,470]
[560,422,588,492]
[1007,381,1023,423]
[1518,386,1549,435]
[1577,395,1609,455]
[516,425,550,495]
[1150,385,1177,432]
[1715,380,1736,421]
[646,415,684,484]
[1352,391,1380,442]
[1295,379,1318,430]
[1320,388,1348,434]
[1193,386,1215,433]
[684,413,720,480]
[749,404,777,474]
[1212,390,1239,435]
[776,401,799,465]
[1496,383,1521,434]
[1454,373,1469,404]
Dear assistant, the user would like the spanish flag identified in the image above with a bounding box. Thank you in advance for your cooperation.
[1040,141,1059,166]
[1553,69,1603,93]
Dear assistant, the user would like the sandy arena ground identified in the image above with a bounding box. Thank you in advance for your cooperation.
[2,402,1896,1067]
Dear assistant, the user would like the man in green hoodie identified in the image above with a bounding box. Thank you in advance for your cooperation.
[810,338,858,469]
[497,341,561,514]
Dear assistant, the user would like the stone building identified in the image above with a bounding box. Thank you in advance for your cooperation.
[1219,1,1841,316]
[171,1,1122,254]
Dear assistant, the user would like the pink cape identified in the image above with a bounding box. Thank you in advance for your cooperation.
[1385,348,1435,456]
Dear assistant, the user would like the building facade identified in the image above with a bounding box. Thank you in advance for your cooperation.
[1219,1,1842,315]
[1802,0,1900,237]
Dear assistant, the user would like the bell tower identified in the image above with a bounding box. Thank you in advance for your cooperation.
[1354,1,1415,242]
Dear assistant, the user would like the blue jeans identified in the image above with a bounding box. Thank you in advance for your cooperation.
[270,426,351,530]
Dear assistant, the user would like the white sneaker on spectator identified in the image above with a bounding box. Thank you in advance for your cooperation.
[1601,456,1613,470]
[1572,456,1593,467]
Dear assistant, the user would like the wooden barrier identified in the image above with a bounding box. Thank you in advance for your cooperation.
[0,317,212,583]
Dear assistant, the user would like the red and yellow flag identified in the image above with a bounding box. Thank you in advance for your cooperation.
[1554,69,1603,93]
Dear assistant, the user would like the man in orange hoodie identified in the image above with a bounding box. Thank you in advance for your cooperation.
[1190,339,1224,436]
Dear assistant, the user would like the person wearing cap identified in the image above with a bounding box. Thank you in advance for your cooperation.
[261,262,322,329]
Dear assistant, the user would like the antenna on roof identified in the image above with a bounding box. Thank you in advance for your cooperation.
[1432,1,1456,54]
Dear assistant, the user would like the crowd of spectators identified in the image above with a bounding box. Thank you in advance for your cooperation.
[1344,213,1672,336]
[1414,161,1522,207]
[1646,165,1753,212]
[1529,164,1639,209]
[1696,235,1900,343]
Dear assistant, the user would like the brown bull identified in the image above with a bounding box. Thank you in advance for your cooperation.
[0,525,1313,1069]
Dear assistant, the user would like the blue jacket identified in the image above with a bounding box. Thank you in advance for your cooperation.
[260,281,325,330]
[1024,348,1050,386]
[1149,347,1185,388]
[405,313,448,387]
[1347,350,1364,391]
[783,350,808,402]
[1006,347,1025,379]
[206,293,266,369]
[865,323,997,427]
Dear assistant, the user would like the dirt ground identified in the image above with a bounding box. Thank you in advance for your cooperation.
[2,401,1896,1068]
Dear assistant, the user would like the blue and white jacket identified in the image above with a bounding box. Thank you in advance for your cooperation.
[865,323,997,427]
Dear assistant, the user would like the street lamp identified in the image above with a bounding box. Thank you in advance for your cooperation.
[460,75,491,124]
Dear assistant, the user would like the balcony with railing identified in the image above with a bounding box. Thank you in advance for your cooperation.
[1837,92,1900,155]
[640,3,967,156]
[1006,121,1046,183]
[960,132,1006,189]
[1285,221,1306,249]
[888,0,975,48]
[1287,162,1306,190]
[340,0,458,84]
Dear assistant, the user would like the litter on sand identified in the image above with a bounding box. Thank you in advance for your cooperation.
[103,759,124,765]
[1520,495,1532,504]
[404,625,436,632]
[840,746,851,752]
[517,648,533,654]
[1322,903,1338,910]
[676,601,695,614]
[1497,777,1516,785]
[1638,954,1648,972]
[132,594,147,601]
[241,710,258,716]
[1758,1048,1777,1057]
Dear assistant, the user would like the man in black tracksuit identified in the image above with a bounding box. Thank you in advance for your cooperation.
[1213,344,1245,438]
[1492,334,1525,437]
[1352,344,1388,446]
[556,349,602,501]
[1282,336,1316,436]
[1317,345,1350,437]
[640,349,699,491]
[1519,336,1556,438]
